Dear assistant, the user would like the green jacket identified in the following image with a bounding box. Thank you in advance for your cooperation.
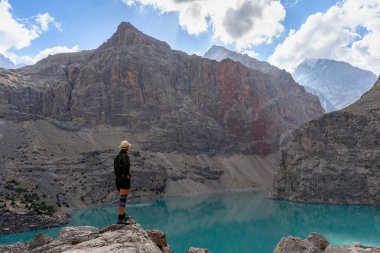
[114,150,131,181]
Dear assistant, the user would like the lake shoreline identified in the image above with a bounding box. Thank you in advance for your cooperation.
[0,187,268,239]
[0,208,70,236]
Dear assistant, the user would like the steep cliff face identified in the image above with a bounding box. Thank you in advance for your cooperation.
[293,58,377,112]
[270,77,380,204]
[0,22,324,155]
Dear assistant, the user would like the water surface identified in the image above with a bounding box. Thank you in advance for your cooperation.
[1,191,380,252]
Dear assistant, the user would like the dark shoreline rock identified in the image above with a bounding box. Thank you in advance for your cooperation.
[0,209,70,236]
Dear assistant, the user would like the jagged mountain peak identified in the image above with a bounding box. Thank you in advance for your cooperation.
[205,45,234,55]
[204,45,288,79]
[98,21,171,50]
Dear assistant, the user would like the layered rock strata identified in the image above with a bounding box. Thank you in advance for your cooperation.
[274,232,380,253]
[270,77,380,204]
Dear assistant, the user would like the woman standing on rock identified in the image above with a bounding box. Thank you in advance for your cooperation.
[114,140,132,224]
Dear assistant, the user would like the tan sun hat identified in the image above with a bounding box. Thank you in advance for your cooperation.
[119,140,131,150]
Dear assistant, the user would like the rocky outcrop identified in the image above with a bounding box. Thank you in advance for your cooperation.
[274,232,380,253]
[293,58,377,112]
[0,220,211,253]
[270,77,380,204]
[188,248,211,253]
[0,220,170,253]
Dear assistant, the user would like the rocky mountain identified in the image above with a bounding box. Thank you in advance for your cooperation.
[0,54,16,69]
[0,22,324,233]
[1,26,324,155]
[293,58,377,112]
[269,77,380,204]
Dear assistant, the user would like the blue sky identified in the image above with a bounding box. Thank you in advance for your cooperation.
[1,0,379,74]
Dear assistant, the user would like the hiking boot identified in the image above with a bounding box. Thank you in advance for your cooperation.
[116,217,128,224]
[116,214,132,224]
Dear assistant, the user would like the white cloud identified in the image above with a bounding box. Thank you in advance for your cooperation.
[268,0,380,75]
[33,45,80,62]
[5,45,80,65]
[0,0,39,53]
[123,0,286,50]
[35,13,62,32]
[0,0,63,65]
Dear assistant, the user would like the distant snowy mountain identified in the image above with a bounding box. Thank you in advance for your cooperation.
[293,59,377,112]
[0,54,16,69]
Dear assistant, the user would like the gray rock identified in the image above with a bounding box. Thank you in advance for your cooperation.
[270,77,380,204]
[0,221,169,253]
[274,236,320,253]
[188,247,211,253]
[306,232,329,251]
[274,233,380,253]
[147,230,172,253]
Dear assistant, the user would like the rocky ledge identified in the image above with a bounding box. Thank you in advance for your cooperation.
[274,232,380,253]
[0,219,210,253]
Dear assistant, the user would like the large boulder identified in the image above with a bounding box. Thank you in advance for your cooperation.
[274,232,380,253]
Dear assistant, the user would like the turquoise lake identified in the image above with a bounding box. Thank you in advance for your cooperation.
[1,191,380,252]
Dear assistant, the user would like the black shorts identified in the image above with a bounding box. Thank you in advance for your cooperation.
[116,179,130,191]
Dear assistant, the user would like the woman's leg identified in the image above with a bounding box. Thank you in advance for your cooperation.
[118,188,130,215]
